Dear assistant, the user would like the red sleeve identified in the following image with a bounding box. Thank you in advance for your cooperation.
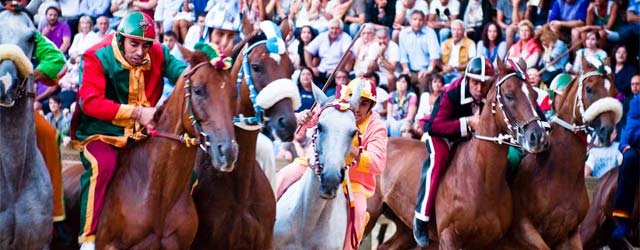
[78,52,130,121]
[429,93,467,138]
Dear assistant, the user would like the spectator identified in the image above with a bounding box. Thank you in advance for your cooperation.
[537,24,569,83]
[69,16,101,64]
[80,0,111,20]
[441,20,476,84]
[172,0,197,44]
[297,66,316,112]
[476,22,507,66]
[617,0,640,57]
[526,68,551,112]
[305,19,353,86]
[343,0,367,37]
[95,15,115,40]
[415,73,444,134]
[132,0,158,19]
[155,0,184,37]
[352,24,378,76]
[110,0,136,30]
[585,128,622,178]
[40,5,72,54]
[568,30,608,74]
[290,0,330,33]
[548,0,590,43]
[365,0,397,31]
[496,0,526,47]
[613,45,638,138]
[392,0,429,41]
[287,25,318,69]
[571,0,621,48]
[277,129,312,162]
[386,74,418,137]
[45,95,71,134]
[459,0,492,41]
[368,28,400,91]
[163,31,184,61]
[506,20,540,68]
[59,0,81,36]
[399,10,441,93]
[428,0,461,43]
[183,13,206,50]
[57,62,79,111]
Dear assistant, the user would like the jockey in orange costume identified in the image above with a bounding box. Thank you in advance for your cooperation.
[276,78,388,249]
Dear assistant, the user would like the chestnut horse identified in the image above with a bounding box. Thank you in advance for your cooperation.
[51,48,238,249]
[191,21,299,250]
[580,167,640,249]
[364,59,548,249]
[499,57,622,250]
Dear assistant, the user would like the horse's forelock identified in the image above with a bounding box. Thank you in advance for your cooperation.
[187,51,211,67]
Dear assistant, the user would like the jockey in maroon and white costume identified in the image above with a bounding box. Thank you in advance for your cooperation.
[413,56,495,246]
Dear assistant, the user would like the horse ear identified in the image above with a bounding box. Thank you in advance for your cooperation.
[177,45,193,65]
[517,58,528,73]
[582,54,595,73]
[496,57,507,75]
[241,14,255,39]
[349,81,363,110]
[312,84,329,107]
[279,19,293,42]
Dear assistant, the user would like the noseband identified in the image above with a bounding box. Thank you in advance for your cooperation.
[473,73,542,147]
[149,61,215,152]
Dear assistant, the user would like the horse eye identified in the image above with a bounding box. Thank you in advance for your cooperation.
[193,85,204,96]
[251,63,261,72]
[504,93,514,101]
[586,86,593,94]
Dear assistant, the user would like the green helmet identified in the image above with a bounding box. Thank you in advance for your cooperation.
[117,12,156,42]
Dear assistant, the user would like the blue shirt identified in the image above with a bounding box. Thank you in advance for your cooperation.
[548,0,590,22]
[79,0,110,18]
[539,40,569,72]
[296,85,315,112]
[628,0,640,14]
[398,26,441,72]
[620,94,640,151]
[586,142,621,178]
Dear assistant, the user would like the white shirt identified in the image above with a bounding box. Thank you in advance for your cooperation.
[430,0,460,21]
[396,0,430,24]
[69,31,100,57]
[184,24,204,51]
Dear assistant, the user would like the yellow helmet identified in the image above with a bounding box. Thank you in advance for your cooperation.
[336,78,377,104]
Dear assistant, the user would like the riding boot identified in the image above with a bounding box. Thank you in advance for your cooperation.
[413,217,429,247]
[609,219,633,250]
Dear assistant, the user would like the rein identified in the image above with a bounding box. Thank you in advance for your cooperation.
[551,70,604,134]
[473,72,542,147]
[148,61,212,152]
[308,102,363,250]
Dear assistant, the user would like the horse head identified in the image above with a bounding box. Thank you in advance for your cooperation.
[233,20,299,141]
[160,46,238,172]
[567,57,621,147]
[493,58,548,153]
[310,83,361,199]
[0,8,36,108]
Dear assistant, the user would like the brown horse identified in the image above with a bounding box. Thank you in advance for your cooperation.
[499,58,622,250]
[51,48,238,249]
[191,21,299,250]
[364,58,548,249]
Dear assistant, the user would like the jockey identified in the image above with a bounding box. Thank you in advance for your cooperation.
[413,56,495,246]
[610,74,640,243]
[203,0,242,54]
[70,12,186,250]
[276,78,388,250]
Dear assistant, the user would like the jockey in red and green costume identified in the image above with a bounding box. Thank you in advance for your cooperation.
[70,12,187,248]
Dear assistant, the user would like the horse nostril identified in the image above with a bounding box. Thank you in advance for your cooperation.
[529,131,537,142]
[278,116,286,127]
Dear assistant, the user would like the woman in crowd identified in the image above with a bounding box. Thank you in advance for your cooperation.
[68,16,100,64]
[414,73,444,134]
[537,24,569,83]
[506,20,540,68]
[569,30,608,74]
[297,66,316,112]
[476,22,507,66]
[386,74,418,137]
[287,25,318,69]
[613,44,639,135]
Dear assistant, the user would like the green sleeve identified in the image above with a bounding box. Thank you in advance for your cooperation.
[35,31,66,81]
[162,45,187,85]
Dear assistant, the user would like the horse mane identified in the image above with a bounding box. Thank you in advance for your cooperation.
[247,32,267,47]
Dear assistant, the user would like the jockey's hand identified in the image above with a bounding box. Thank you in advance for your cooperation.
[468,114,480,132]
[296,109,314,126]
[135,107,157,130]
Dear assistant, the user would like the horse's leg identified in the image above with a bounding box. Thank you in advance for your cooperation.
[557,230,583,250]
[438,227,460,250]
[514,218,551,250]
[378,219,419,250]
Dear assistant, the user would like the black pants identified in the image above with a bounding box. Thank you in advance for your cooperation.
[613,147,640,217]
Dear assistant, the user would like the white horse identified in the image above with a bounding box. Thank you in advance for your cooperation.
[275,84,361,250]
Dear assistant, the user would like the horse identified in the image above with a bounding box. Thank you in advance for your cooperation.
[499,57,622,250]
[191,20,300,250]
[0,7,53,249]
[363,58,548,249]
[274,84,361,249]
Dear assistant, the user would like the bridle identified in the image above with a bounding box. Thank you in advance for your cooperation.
[148,61,216,153]
[473,72,543,147]
[308,103,363,177]
[233,40,269,130]
[551,70,605,134]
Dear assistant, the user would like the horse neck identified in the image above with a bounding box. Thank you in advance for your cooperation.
[469,93,510,179]
[556,78,583,125]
